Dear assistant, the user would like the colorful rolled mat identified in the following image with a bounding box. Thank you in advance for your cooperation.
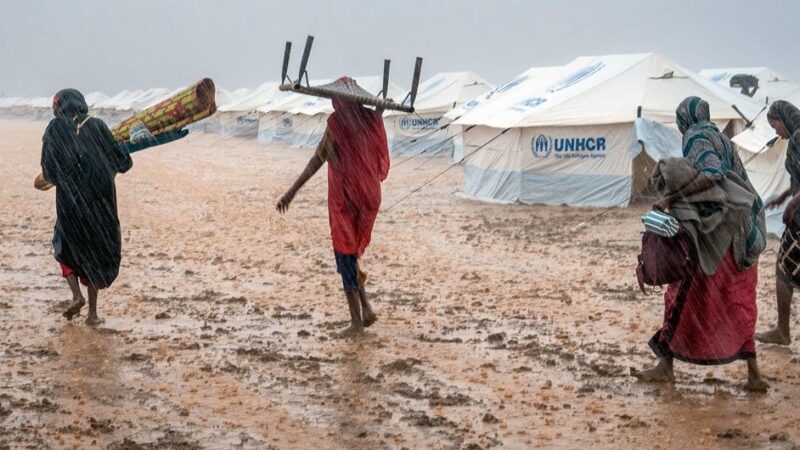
[35,78,216,191]
[112,78,216,142]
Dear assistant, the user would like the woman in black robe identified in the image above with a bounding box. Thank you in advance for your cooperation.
[37,89,132,325]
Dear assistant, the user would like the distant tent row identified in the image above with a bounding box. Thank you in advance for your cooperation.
[0,72,497,159]
[257,76,404,149]
[386,72,493,157]
[1,58,796,222]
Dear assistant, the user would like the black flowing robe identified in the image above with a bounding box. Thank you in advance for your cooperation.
[41,117,132,289]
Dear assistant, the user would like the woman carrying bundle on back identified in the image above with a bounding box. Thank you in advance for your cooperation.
[634,96,768,391]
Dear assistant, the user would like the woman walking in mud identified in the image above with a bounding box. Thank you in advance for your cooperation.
[756,100,800,346]
[634,96,768,391]
[277,77,389,336]
[36,89,132,325]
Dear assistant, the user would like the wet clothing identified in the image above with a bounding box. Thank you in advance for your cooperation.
[319,94,389,258]
[334,252,360,292]
[42,89,132,289]
[677,96,765,270]
[650,250,758,364]
[767,100,800,137]
[651,158,758,275]
[60,263,90,287]
[769,101,800,284]
[648,96,765,364]
[313,79,389,292]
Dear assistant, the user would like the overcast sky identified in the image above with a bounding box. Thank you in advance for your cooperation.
[1,0,797,97]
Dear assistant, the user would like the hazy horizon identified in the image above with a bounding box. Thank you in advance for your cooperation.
[1,0,797,97]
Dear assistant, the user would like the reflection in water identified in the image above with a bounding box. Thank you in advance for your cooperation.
[331,336,376,447]
[56,323,121,402]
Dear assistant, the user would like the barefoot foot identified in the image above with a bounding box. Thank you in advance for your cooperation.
[85,315,105,327]
[632,365,675,383]
[363,311,377,328]
[62,298,86,321]
[755,328,791,345]
[744,376,769,393]
[334,325,364,338]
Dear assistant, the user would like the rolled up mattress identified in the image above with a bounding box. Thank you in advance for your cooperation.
[112,78,216,142]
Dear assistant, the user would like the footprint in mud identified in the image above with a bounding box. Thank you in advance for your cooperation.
[400,410,457,428]
[88,417,115,433]
[381,358,422,374]
[108,429,202,450]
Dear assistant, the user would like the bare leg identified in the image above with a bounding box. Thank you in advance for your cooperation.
[756,273,792,345]
[359,287,377,327]
[355,263,376,327]
[335,290,364,337]
[85,285,104,326]
[632,356,675,383]
[62,274,86,321]
[744,357,768,392]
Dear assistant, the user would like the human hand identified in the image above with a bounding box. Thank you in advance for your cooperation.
[276,190,295,214]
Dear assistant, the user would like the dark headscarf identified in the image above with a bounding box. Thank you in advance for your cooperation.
[767,100,800,136]
[52,88,89,123]
[676,96,711,134]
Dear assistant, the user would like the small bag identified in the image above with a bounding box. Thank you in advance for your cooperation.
[636,230,693,294]
[641,210,680,237]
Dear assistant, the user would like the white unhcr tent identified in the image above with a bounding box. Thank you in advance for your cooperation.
[385,72,492,157]
[257,76,404,149]
[29,97,53,120]
[93,90,143,123]
[0,97,25,117]
[454,53,762,207]
[216,82,284,138]
[445,66,563,161]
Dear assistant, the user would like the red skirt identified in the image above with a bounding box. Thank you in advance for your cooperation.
[649,249,757,364]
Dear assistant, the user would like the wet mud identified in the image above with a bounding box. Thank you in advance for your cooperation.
[1,119,799,449]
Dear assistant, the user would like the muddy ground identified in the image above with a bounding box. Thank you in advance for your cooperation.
[1,119,799,449]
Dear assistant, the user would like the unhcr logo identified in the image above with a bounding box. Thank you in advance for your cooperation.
[282,117,293,128]
[532,134,607,159]
[532,134,552,158]
[399,117,440,130]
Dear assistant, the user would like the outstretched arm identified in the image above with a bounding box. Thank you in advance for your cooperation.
[276,153,325,213]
